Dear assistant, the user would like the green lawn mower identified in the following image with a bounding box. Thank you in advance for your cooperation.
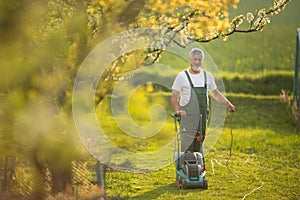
[172,113,208,189]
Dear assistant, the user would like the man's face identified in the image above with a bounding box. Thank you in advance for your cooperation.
[189,53,203,71]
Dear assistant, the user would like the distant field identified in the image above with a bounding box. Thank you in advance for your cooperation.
[201,0,300,73]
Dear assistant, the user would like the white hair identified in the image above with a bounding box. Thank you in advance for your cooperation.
[189,48,205,59]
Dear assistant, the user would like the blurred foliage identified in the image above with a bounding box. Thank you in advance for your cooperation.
[97,90,173,153]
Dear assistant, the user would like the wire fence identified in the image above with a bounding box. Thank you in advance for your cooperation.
[0,156,103,200]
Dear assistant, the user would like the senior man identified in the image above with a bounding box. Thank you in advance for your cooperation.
[171,48,235,167]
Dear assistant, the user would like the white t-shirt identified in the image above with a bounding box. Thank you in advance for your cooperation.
[172,69,217,106]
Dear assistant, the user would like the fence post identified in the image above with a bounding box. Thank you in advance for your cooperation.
[294,28,300,107]
[95,161,106,191]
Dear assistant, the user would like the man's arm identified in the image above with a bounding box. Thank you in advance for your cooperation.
[171,90,186,115]
[209,89,235,112]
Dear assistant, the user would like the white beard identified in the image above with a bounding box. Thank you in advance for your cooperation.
[192,65,201,72]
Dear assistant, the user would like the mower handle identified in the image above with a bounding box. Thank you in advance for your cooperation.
[172,113,181,133]
[172,113,180,118]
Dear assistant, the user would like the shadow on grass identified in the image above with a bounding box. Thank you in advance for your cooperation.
[129,183,206,200]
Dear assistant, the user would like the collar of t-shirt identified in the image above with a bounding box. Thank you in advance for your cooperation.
[186,69,206,87]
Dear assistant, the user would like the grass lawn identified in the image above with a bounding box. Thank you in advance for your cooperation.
[104,93,300,200]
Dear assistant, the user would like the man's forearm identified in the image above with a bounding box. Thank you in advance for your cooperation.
[211,89,229,104]
[171,90,186,115]
[210,89,235,112]
[171,93,180,112]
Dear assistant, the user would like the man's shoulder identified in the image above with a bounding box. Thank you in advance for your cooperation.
[203,70,214,78]
[176,70,188,78]
[179,69,188,74]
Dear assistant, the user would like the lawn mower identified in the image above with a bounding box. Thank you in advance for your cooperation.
[172,113,208,189]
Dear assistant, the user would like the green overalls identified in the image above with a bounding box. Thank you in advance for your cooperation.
[180,70,208,153]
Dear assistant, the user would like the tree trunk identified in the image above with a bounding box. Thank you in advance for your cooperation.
[31,152,45,200]
[1,156,16,192]
[49,160,73,195]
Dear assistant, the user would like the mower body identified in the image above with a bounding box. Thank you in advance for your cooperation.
[174,152,208,189]
[172,113,208,189]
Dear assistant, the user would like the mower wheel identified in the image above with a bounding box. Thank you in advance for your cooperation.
[203,179,208,189]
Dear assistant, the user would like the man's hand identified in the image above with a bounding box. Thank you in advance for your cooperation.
[226,101,235,112]
[176,110,186,116]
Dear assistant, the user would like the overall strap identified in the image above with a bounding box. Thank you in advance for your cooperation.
[184,70,207,88]
[184,70,194,88]
[204,71,207,88]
